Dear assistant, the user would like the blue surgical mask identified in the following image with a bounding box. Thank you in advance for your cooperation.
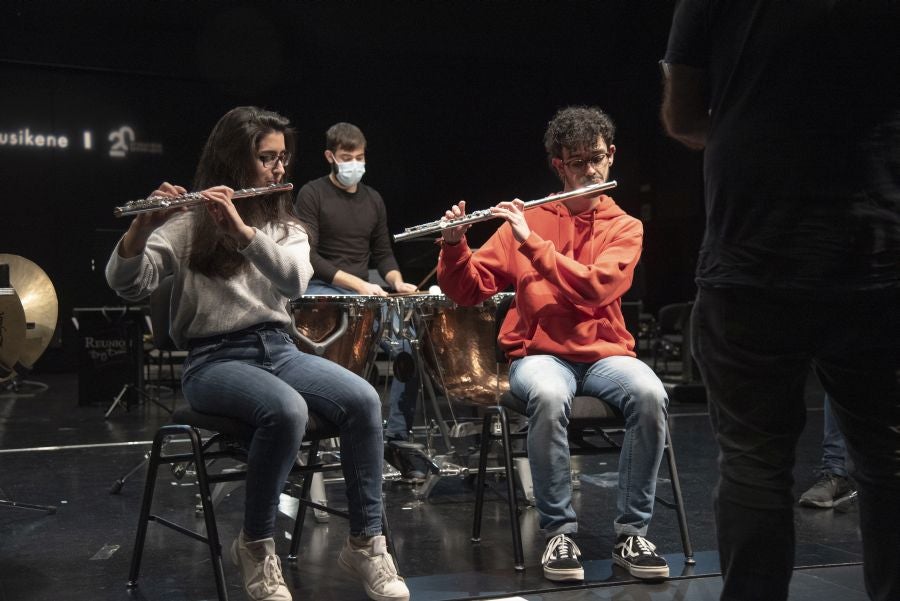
[333,158,366,187]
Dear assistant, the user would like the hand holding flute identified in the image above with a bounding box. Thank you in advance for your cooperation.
[115,182,293,257]
[490,199,532,243]
[440,200,470,244]
[118,183,242,258]
[118,182,189,258]
[442,198,532,244]
[396,181,616,243]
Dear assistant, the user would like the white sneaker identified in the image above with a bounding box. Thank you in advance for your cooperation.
[230,531,292,601]
[338,535,410,601]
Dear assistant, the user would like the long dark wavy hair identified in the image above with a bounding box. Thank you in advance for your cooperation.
[188,106,299,278]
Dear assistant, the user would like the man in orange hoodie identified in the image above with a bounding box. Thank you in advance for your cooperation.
[437,106,670,582]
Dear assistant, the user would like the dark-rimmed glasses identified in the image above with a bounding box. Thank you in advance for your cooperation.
[258,152,291,169]
[563,152,609,171]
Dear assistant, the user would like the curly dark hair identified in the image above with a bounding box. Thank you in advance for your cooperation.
[543,106,616,170]
[189,106,299,278]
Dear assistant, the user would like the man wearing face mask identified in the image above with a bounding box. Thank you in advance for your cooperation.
[295,122,425,480]
[295,123,413,297]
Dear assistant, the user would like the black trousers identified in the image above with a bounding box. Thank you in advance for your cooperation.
[691,286,900,601]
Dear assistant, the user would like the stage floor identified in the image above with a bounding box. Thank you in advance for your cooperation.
[0,372,867,601]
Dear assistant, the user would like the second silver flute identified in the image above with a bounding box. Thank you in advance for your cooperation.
[113,183,294,218]
[393,180,617,242]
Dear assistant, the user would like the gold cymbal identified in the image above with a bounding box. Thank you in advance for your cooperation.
[0,254,59,370]
[0,289,26,382]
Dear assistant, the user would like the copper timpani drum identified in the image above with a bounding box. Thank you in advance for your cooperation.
[416,292,513,407]
[290,295,385,377]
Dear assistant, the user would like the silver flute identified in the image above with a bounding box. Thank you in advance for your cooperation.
[393,180,617,242]
[113,183,294,218]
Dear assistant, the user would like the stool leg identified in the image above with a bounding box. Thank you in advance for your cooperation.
[471,411,494,542]
[289,440,321,560]
[127,427,167,588]
[167,350,175,390]
[188,427,229,601]
[497,408,525,571]
[381,499,400,572]
[664,424,695,565]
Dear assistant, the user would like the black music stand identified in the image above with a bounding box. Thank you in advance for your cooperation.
[70,306,173,418]
[105,380,173,419]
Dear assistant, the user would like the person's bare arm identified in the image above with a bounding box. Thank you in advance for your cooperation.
[661,62,710,150]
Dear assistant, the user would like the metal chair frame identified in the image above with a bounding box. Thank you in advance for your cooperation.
[126,407,396,601]
[472,399,695,570]
[651,302,693,375]
[471,295,695,571]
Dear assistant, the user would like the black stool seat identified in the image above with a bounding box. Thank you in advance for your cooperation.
[171,406,341,443]
[170,406,253,441]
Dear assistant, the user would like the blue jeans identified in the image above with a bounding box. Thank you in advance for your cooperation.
[509,354,668,537]
[181,324,384,540]
[821,394,849,477]
[692,287,900,601]
[304,279,419,440]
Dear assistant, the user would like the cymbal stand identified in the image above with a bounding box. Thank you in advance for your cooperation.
[0,374,49,399]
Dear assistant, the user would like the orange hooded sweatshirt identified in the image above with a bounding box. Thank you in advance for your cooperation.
[437,194,642,363]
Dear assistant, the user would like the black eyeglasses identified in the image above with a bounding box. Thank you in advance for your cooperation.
[563,152,609,171]
[258,152,291,169]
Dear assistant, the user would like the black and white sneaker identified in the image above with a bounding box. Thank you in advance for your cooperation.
[541,534,584,582]
[612,535,669,579]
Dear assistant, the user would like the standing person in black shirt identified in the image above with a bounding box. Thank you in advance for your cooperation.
[661,2,900,600]
[294,122,424,480]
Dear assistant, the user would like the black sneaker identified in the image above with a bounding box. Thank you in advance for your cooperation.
[541,534,584,582]
[612,535,669,579]
[384,441,425,482]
